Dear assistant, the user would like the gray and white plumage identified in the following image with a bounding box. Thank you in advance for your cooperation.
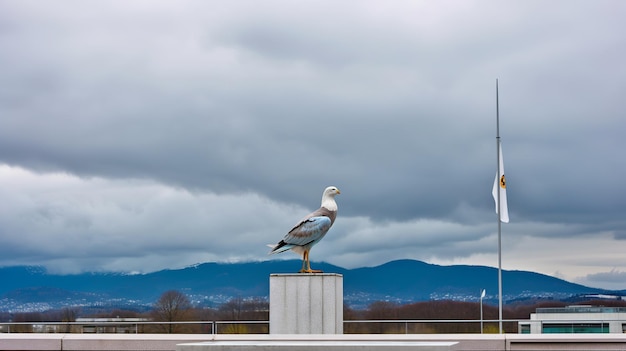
[268,186,340,273]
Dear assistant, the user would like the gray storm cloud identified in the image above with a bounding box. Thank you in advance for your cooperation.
[0,0,625,289]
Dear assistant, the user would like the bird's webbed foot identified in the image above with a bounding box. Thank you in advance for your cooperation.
[299,268,324,274]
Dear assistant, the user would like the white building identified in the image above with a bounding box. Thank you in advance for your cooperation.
[519,305,626,334]
[75,317,149,334]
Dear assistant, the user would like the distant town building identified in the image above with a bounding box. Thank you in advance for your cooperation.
[519,305,626,334]
[75,318,149,334]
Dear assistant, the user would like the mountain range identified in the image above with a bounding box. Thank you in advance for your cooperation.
[1,259,623,312]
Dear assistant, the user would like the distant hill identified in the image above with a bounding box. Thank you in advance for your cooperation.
[0,259,621,312]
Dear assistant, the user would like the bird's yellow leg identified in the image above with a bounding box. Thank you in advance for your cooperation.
[300,250,310,273]
[299,250,323,273]
[300,252,308,272]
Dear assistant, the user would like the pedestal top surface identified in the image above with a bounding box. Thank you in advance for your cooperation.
[270,273,343,277]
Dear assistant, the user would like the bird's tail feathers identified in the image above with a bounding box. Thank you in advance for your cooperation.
[267,241,292,255]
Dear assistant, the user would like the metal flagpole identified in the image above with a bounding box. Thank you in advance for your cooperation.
[496,79,503,334]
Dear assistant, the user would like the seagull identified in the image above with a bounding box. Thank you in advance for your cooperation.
[268,186,340,273]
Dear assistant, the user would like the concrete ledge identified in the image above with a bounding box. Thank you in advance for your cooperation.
[178,340,457,351]
[63,334,213,351]
[2,333,626,351]
[180,335,458,351]
[0,334,211,351]
[506,334,626,350]
[0,334,63,350]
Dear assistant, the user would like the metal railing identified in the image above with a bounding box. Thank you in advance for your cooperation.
[344,319,519,334]
[0,319,520,334]
[0,321,262,335]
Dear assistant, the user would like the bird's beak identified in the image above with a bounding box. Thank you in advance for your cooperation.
[337,189,341,194]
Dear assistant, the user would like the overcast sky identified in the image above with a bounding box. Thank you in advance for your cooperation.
[1,1,625,290]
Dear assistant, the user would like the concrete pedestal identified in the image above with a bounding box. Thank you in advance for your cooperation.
[269,273,343,334]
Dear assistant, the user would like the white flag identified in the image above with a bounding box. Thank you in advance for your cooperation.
[492,143,509,223]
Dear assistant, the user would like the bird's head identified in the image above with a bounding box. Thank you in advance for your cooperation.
[321,186,340,211]
[323,186,340,197]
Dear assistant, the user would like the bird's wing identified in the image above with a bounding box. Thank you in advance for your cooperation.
[282,215,332,246]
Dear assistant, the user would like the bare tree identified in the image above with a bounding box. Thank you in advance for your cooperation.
[216,297,269,334]
[59,307,79,333]
[218,297,245,320]
[151,290,193,333]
